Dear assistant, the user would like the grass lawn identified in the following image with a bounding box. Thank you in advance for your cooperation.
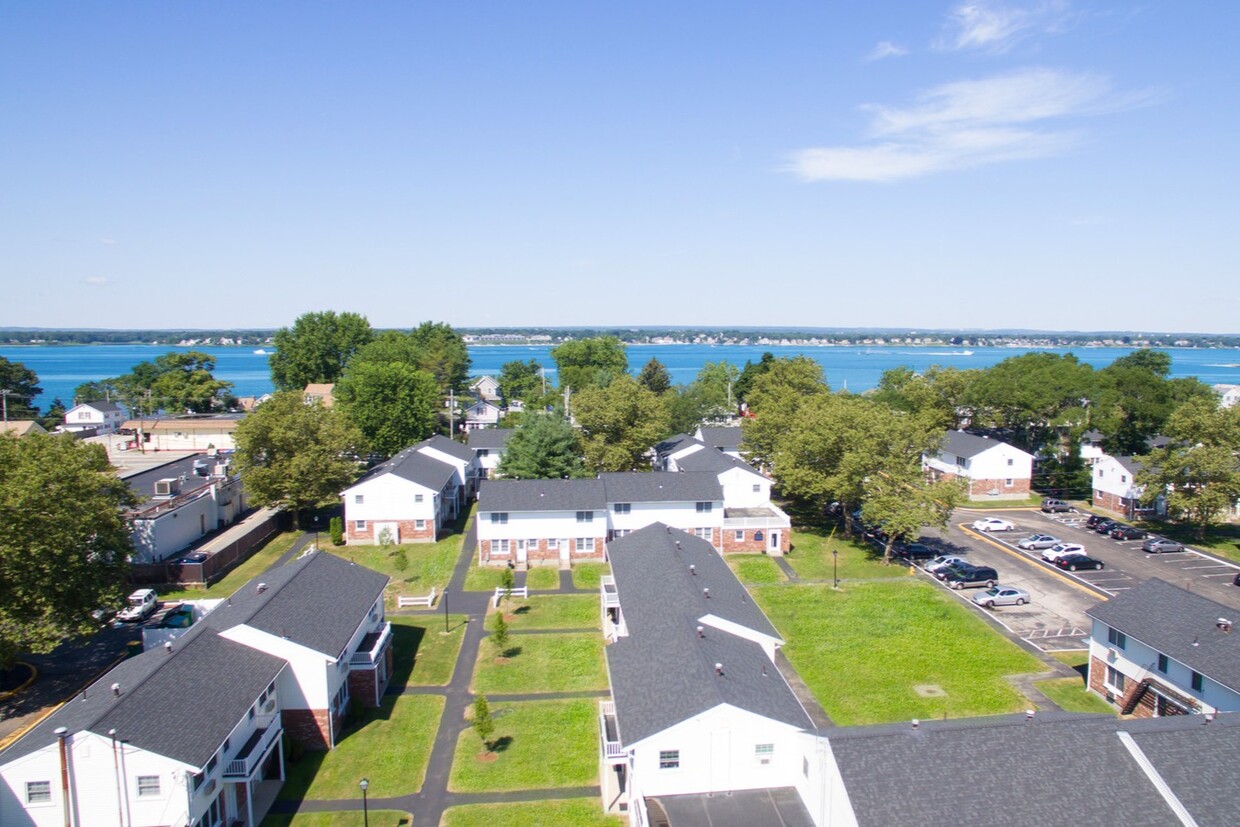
[262,812,411,827]
[334,536,460,605]
[161,530,301,601]
[959,495,1043,509]
[473,632,607,694]
[525,566,561,590]
[464,561,509,592]
[786,528,907,581]
[1050,650,1090,671]
[1036,677,1115,714]
[571,562,609,590]
[449,699,598,792]
[390,614,468,686]
[752,581,1044,725]
[726,554,787,585]
[442,799,624,827]
[278,694,443,801]
[497,595,600,630]
[1137,521,1240,563]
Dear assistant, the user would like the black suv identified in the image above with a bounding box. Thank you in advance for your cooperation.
[1041,498,1073,513]
[1110,525,1146,541]
[944,565,999,590]
[1086,514,1110,528]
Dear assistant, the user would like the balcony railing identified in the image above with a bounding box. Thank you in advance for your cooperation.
[600,575,619,609]
[222,713,281,780]
[598,699,625,763]
[349,621,392,667]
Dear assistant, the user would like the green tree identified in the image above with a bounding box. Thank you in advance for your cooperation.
[473,694,496,751]
[963,353,1097,454]
[408,321,472,394]
[872,365,974,431]
[71,380,120,406]
[572,375,670,473]
[0,434,135,668]
[497,413,585,479]
[350,329,425,367]
[739,356,830,468]
[666,361,739,433]
[552,336,628,391]
[269,311,374,391]
[334,361,441,457]
[39,398,66,431]
[734,352,775,405]
[498,359,545,406]
[148,351,234,413]
[232,391,365,527]
[636,358,672,395]
[1138,399,1240,539]
[0,356,42,419]
[492,611,510,651]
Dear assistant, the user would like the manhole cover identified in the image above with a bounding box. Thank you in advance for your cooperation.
[914,684,947,697]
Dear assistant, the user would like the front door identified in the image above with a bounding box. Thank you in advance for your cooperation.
[560,539,571,565]
[516,539,528,566]
[769,530,781,552]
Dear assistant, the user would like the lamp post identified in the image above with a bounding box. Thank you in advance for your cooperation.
[312,515,319,550]
[832,549,839,589]
[359,778,369,827]
[443,587,450,633]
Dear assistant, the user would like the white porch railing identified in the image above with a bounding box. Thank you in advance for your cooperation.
[598,699,625,763]
[349,621,392,667]
[222,713,281,780]
[600,575,619,608]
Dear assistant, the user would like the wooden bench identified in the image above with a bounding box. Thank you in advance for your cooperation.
[397,587,437,608]
[493,585,528,607]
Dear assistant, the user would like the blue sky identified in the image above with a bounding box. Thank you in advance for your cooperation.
[2,2,1237,333]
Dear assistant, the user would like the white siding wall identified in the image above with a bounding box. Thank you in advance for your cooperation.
[219,627,332,710]
[344,475,438,527]
[477,509,607,543]
[1092,456,1141,499]
[968,444,1033,482]
[717,468,769,508]
[130,492,219,563]
[608,501,723,535]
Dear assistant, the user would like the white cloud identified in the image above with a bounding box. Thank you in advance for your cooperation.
[85,276,109,286]
[938,1,1074,54]
[787,67,1160,183]
[98,237,116,245]
[866,41,909,61]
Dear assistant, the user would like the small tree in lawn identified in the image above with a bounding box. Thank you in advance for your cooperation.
[329,516,344,546]
[492,611,509,653]
[499,566,515,604]
[392,549,409,574]
[473,694,495,752]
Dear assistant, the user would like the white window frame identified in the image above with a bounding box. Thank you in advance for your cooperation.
[696,501,712,513]
[576,511,594,523]
[734,530,745,542]
[547,538,558,550]
[659,749,680,770]
[576,537,595,552]
[491,512,508,524]
[25,780,52,805]
[614,503,631,514]
[415,493,424,503]
[136,775,162,798]
[1005,478,1014,487]
[1105,665,1126,694]
[354,494,364,504]
[355,520,366,531]
[494,539,510,555]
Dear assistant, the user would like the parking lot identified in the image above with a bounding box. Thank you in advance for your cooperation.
[894,508,1240,652]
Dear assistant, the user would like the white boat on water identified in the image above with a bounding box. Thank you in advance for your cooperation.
[253,348,268,355]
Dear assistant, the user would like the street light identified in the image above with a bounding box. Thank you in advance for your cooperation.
[359,778,369,827]
[312,515,319,550]
[832,549,839,589]
[443,587,450,633]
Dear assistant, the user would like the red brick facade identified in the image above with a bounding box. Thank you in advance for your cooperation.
[346,644,394,708]
[721,527,791,554]
[1087,656,1197,718]
[477,537,605,566]
[1092,489,1137,517]
[928,468,1031,500]
[282,708,333,751]
[346,518,437,545]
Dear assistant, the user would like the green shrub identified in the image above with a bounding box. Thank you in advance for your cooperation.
[329,516,344,546]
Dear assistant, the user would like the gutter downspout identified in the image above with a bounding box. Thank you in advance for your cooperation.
[110,730,125,827]
[54,727,72,827]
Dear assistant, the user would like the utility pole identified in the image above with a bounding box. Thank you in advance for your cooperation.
[0,388,9,424]
[448,388,456,435]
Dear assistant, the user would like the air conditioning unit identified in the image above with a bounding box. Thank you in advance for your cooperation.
[203,778,216,795]
[154,478,180,498]
[263,699,276,713]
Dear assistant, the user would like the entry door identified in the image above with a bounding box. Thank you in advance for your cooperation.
[769,530,781,552]
[516,539,528,566]
[560,538,571,564]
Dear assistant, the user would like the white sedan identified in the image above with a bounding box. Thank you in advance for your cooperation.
[972,586,1031,608]
[1041,543,1086,562]
[972,518,1015,532]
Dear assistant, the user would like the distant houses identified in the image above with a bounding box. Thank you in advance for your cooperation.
[60,400,125,435]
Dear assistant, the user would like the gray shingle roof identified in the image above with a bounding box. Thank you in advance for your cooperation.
[653,433,697,457]
[829,711,1240,827]
[477,478,606,512]
[938,430,1029,459]
[76,400,123,413]
[205,551,388,658]
[673,448,762,477]
[414,434,474,463]
[467,428,515,450]
[600,471,722,504]
[0,629,285,769]
[606,525,809,746]
[354,447,458,491]
[1086,578,1240,691]
[697,426,742,451]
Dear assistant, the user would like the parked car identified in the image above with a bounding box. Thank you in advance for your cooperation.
[117,589,158,623]
[1041,499,1073,513]
[972,518,1015,532]
[972,586,1030,608]
[1054,554,1105,572]
[1093,519,1120,534]
[1142,537,1185,554]
[1234,571,1240,587]
[1086,514,1110,528]
[1041,543,1086,562]
[944,565,999,589]
[173,552,209,565]
[899,543,938,560]
[924,554,969,574]
[1110,526,1146,541]
[1018,533,1059,550]
[935,561,976,581]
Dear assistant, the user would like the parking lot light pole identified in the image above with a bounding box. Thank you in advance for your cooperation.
[359,778,369,827]
[833,549,839,589]
[444,588,450,633]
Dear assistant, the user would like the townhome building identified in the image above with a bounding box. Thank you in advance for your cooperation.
[340,445,462,544]
[923,430,1034,500]
[0,551,391,827]
[125,452,246,563]
[598,525,848,826]
[409,434,481,503]
[1214,383,1240,408]
[668,449,790,553]
[599,472,724,545]
[1085,578,1240,716]
[60,400,125,434]
[652,433,703,471]
[1091,454,1153,518]
[694,425,743,459]
[463,399,503,431]
[466,428,514,479]
[475,478,608,566]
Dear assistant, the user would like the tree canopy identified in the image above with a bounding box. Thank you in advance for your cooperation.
[0,434,135,668]
[551,336,628,391]
[636,358,672,395]
[334,361,441,458]
[498,359,545,406]
[667,361,739,434]
[0,356,42,420]
[407,321,472,394]
[232,391,365,524]
[572,374,670,472]
[269,310,374,391]
[496,413,585,479]
[76,351,233,415]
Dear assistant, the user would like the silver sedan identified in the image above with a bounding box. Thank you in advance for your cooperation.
[1017,533,1059,550]
[971,586,1031,608]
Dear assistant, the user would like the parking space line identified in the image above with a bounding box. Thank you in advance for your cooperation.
[1203,572,1238,578]
[958,523,1109,599]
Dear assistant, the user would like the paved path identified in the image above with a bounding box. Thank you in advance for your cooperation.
[774,556,801,581]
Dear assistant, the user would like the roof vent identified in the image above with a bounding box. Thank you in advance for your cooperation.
[689,564,696,576]
[257,582,268,594]
[911,719,920,730]
[112,683,121,697]
[164,641,173,654]
[1218,618,1232,633]
[703,587,711,599]
[666,526,671,534]
[715,662,724,677]
[675,541,681,549]
[697,625,705,639]
[1025,709,1035,721]
[1193,635,1200,647]
[761,665,768,677]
